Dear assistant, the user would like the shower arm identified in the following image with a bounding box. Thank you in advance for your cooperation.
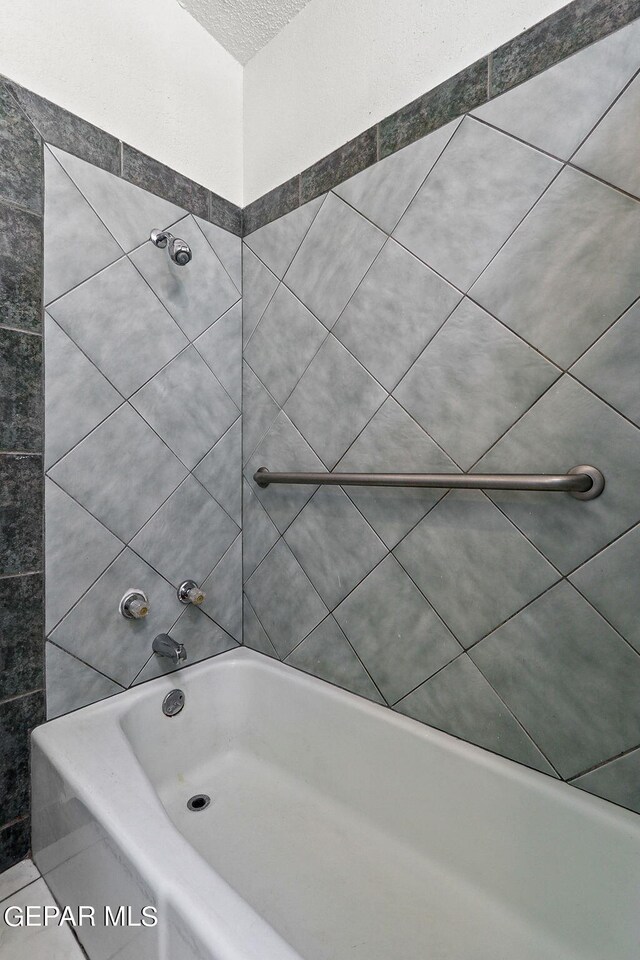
[253,465,605,500]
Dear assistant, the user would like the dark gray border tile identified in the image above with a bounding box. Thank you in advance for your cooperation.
[121,143,209,219]
[0,690,44,825]
[490,0,640,97]
[300,126,377,203]
[5,79,120,174]
[378,58,489,159]
[243,177,301,236]
[209,191,242,236]
[0,328,43,452]
[0,81,42,213]
[0,455,43,576]
[0,575,43,700]
[0,199,43,334]
[0,816,30,872]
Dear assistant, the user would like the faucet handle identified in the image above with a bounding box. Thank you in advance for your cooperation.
[120,589,150,620]
[177,580,206,605]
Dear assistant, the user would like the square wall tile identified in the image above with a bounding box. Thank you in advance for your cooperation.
[333,239,461,392]
[395,655,555,775]
[48,404,187,542]
[394,490,558,646]
[46,643,123,719]
[130,475,239,588]
[48,256,187,398]
[284,193,385,329]
[193,419,241,526]
[243,595,279,659]
[194,301,242,408]
[476,376,640,573]
[284,485,387,609]
[337,398,460,548]
[472,167,640,368]
[244,196,324,279]
[130,346,239,470]
[285,616,384,704]
[334,555,461,704]
[285,335,386,469]
[200,535,242,641]
[130,216,239,341]
[242,247,278,345]
[471,582,640,779]
[242,362,279,466]
[573,747,640,815]
[245,540,328,659]
[393,117,560,290]
[195,217,242,292]
[242,480,279,580]
[393,299,559,469]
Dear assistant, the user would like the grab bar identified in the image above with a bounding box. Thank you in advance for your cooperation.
[253,465,605,500]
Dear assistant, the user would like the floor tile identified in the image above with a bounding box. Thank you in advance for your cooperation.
[244,196,324,279]
[476,376,640,573]
[285,616,384,704]
[574,73,640,200]
[244,411,325,533]
[570,523,640,653]
[0,877,85,959]
[48,256,187,398]
[471,166,640,368]
[51,145,187,253]
[130,216,239,340]
[244,540,328,659]
[284,485,387,609]
[393,298,559,469]
[472,18,640,160]
[394,490,558,646]
[393,117,559,290]
[130,346,239,469]
[194,301,242,407]
[285,335,386,469]
[49,548,180,687]
[0,858,39,903]
[48,404,187,541]
[195,216,242,291]
[333,239,461,391]
[245,283,326,406]
[130,475,239,588]
[44,314,121,469]
[242,362,280,465]
[395,654,555,774]
[284,193,385,329]
[45,642,123,719]
[200,535,242,641]
[571,299,640,427]
[573,746,640,815]
[335,397,458,548]
[45,479,123,633]
[471,582,640,779]
[43,148,122,305]
[242,247,278,345]
[334,555,461,704]
[193,419,241,525]
[242,479,279,579]
[334,119,461,234]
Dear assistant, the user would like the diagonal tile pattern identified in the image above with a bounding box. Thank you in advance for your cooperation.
[44,151,243,714]
[243,16,640,816]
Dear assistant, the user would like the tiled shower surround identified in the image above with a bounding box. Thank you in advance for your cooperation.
[242,18,640,814]
[43,148,242,716]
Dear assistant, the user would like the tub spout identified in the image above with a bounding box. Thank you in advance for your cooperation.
[152,633,187,665]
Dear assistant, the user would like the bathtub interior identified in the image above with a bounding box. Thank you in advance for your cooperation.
[117,652,640,960]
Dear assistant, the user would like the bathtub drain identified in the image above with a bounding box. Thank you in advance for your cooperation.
[187,794,211,812]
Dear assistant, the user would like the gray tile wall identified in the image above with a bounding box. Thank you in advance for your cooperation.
[242,18,640,816]
[43,145,243,717]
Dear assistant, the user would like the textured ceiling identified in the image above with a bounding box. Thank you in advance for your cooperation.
[177,0,313,64]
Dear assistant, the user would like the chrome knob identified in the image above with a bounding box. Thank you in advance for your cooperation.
[119,589,150,620]
[177,580,206,605]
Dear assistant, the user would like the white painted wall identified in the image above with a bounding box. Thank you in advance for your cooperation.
[0,0,243,204]
[243,0,570,202]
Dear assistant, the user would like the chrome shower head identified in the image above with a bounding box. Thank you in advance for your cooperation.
[150,229,192,266]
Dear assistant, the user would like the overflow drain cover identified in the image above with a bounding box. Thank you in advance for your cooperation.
[187,794,211,812]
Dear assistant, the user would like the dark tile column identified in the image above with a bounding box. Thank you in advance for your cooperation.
[0,81,45,869]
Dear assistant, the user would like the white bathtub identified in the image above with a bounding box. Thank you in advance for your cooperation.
[32,647,640,960]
